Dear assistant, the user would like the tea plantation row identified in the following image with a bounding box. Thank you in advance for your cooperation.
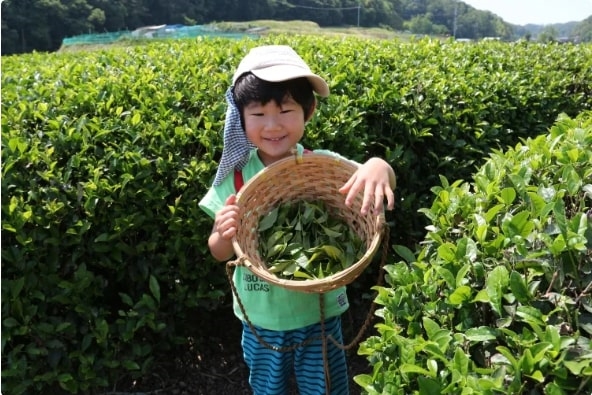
[1,36,591,393]
[357,111,592,394]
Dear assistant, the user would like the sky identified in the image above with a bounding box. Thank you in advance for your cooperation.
[461,0,592,25]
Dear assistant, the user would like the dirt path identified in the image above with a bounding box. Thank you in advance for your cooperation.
[116,292,377,395]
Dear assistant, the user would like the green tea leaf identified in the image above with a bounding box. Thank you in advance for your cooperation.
[259,207,279,232]
[509,271,530,304]
[448,285,472,305]
[393,244,416,263]
[465,326,498,342]
[486,266,509,316]
[149,275,160,304]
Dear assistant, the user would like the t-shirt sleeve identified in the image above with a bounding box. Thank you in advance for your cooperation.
[198,174,236,220]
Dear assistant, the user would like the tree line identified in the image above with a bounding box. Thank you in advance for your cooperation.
[1,0,591,55]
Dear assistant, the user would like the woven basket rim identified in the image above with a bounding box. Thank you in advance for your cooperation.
[231,152,385,293]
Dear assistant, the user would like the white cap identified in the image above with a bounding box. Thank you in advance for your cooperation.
[232,45,330,97]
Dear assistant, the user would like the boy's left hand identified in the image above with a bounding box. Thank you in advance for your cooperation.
[339,158,396,215]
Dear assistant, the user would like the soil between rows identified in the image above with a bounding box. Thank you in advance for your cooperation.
[118,285,379,395]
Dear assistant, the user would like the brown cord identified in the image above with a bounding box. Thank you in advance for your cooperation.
[226,225,391,395]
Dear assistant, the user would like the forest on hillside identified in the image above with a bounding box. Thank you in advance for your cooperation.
[2,0,592,55]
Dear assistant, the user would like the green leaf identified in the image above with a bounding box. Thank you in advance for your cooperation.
[525,370,545,383]
[418,376,441,393]
[320,224,342,238]
[320,245,343,261]
[448,285,472,305]
[122,360,140,370]
[472,289,489,303]
[515,305,546,328]
[500,187,516,205]
[495,346,518,369]
[502,211,533,238]
[455,264,471,287]
[435,266,455,288]
[485,204,504,223]
[353,374,372,388]
[119,292,133,306]
[131,112,141,125]
[400,363,434,377]
[292,269,314,279]
[3,317,19,328]
[10,277,25,298]
[544,382,565,395]
[456,238,477,262]
[422,317,440,339]
[268,260,293,273]
[562,164,582,195]
[564,360,591,375]
[453,348,469,376]
[465,326,498,342]
[393,244,416,263]
[509,271,530,304]
[58,373,77,392]
[520,348,535,374]
[94,233,111,242]
[149,275,160,304]
[437,243,456,262]
[529,342,553,361]
[259,207,278,232]
[553,198,568,238]
[486,266,509,316]
[475,223,488,243]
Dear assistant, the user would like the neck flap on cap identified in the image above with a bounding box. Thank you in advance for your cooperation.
[212,88,256,186]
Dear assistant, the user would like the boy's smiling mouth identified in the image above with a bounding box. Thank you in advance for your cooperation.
[264,136,287,142]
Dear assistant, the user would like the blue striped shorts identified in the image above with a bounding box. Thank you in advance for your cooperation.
[241,316,349,395]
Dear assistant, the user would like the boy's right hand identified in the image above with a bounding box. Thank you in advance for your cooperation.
[213,194,240,240]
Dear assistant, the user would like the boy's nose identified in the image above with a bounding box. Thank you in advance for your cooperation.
[264,116,281,130]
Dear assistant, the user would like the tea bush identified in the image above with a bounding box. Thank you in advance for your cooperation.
[356,111,592,394]
[1,35,591,393]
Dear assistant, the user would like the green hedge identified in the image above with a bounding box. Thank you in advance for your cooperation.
[357,111,592,394]
[1,36,591,393]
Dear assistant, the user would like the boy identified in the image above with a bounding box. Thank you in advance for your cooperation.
[199,45,396,395]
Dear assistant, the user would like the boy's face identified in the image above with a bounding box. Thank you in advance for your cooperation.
[242,94,309,166]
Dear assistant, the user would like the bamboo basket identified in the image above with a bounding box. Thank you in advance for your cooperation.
[232,152,386,294]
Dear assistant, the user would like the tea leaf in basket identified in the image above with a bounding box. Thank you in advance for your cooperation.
[282,261,298,276]
[320,224,343,238]
[344,243,358,269]
[258,200,365,281]
[295,253,309,270]
[265,230,288,255]
[259,207,279,232]
[301,202,316,223]
[268,259,293,273]
[292,269,315,280]
[267,243,287,259]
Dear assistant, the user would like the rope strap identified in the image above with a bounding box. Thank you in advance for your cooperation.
[226,225,391,395]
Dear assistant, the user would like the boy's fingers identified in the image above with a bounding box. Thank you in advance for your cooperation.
[223,226,237,239]
[385,189,395,210]
[345,183,363,208]
[360,182,377,215]
[339,174,356,195]
[225,194,237,205]
[373,190,384,214]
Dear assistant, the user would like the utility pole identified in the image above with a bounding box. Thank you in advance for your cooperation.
[356,0,361,27]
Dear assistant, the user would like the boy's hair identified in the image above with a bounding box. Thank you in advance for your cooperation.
[233,73,316,121]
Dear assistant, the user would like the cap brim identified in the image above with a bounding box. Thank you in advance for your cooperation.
[251,65,330,97]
